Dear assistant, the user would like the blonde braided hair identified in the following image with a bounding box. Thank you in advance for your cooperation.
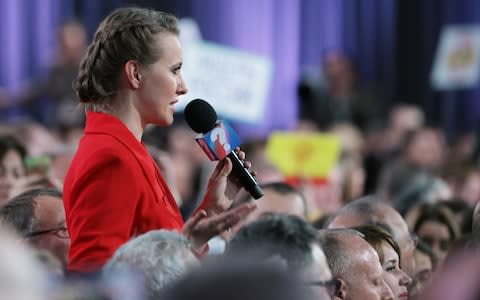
[73,7,179,109]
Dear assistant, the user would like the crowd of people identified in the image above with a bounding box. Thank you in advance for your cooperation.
[0,6,480,300]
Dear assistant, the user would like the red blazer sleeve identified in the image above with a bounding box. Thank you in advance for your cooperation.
[67,149,141,272]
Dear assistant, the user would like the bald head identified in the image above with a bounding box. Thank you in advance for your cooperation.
[328,196,415,277]
[319,228,393,300]
[319,229,366,281]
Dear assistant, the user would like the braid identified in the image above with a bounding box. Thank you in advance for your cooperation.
[73,7,179,104]
[75,34,104,102]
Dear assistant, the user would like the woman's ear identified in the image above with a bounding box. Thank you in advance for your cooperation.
[333,278,347,300]
[124,60,142,89]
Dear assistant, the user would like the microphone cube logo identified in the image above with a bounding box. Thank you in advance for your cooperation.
[195,120,241,161]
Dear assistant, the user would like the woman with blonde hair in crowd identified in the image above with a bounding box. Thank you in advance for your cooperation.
[354,224,412,300]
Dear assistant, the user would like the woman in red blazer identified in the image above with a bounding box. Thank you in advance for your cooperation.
[64,7,255,273]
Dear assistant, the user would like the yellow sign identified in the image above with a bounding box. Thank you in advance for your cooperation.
[265,132,340,178]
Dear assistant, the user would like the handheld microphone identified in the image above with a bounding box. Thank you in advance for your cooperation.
[184,99,264,199]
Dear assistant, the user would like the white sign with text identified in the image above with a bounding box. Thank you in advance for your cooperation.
[178,42,272,124]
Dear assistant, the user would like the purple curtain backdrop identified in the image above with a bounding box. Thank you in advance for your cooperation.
[0,0,72,94]
[0,0,479,137]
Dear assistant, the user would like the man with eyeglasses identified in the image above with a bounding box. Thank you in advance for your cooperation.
[0,188,69,269]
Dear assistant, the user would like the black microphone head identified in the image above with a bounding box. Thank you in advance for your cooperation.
[184,99,218,133]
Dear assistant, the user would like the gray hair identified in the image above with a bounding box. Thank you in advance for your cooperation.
[0,188,62,236]
[317,228,364,282]
[103,230,196,299]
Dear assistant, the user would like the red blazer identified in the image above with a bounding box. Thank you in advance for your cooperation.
[64,112,184,272]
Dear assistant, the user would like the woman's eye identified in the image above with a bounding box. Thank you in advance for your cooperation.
[386,266,395,272]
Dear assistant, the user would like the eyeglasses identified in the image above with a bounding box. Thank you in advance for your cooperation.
[410,232,419,247]
[307,278,341,297]
[25,226,69,239]
[404,232,418,252]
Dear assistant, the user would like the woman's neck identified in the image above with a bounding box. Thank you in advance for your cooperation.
[92,93,144,141]
[114,106,144,142]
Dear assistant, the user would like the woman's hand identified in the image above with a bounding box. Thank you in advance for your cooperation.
[183,202,256,249]
[200,148,252,215]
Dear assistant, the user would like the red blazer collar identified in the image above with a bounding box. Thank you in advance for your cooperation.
[84,111,149,158]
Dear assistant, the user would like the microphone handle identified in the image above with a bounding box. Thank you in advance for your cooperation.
[227,151,264,199]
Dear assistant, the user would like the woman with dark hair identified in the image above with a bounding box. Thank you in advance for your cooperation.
[64,7,256,273]
[0,135,27,205]
[0,135,59,207]
[409,203,459,267]
[354,224,411,300]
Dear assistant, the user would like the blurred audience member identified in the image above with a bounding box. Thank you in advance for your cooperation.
[227,214,335,299]
[0,225,48,300]
[337,155,366,205]
[298,50,381,132]
[0,135,53,206]
[221,182,307,243]
[437,199,473,236]
[241,182,306,224]
[328,195,416,277]
[441,161,480,206]
[381,166,451,216]
[15,20,87,129]
[0,188,69,268]
[319,228,394,300]
[407,203,459,267]
[400,128,446,173]
[362,103,424,195]
[103,230,198,299]
[16,122,64,157]
[449,132,477,165]
[160,257,314,300]
[383,104,425,157]
[331,123,366,161]
[0,135,27,205]
[409,238,436,300]
[298,168,344,220]
[354,224,411,300]
[331,124,367,204]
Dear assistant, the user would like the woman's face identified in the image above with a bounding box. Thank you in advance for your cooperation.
[137,32,188,127]
[0,149,25,205]
[416,220,451,265]
[380,242,411,300]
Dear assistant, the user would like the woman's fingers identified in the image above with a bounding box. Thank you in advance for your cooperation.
[237,150,245,160]
[204,202,256,233]
[183,210,207,236]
